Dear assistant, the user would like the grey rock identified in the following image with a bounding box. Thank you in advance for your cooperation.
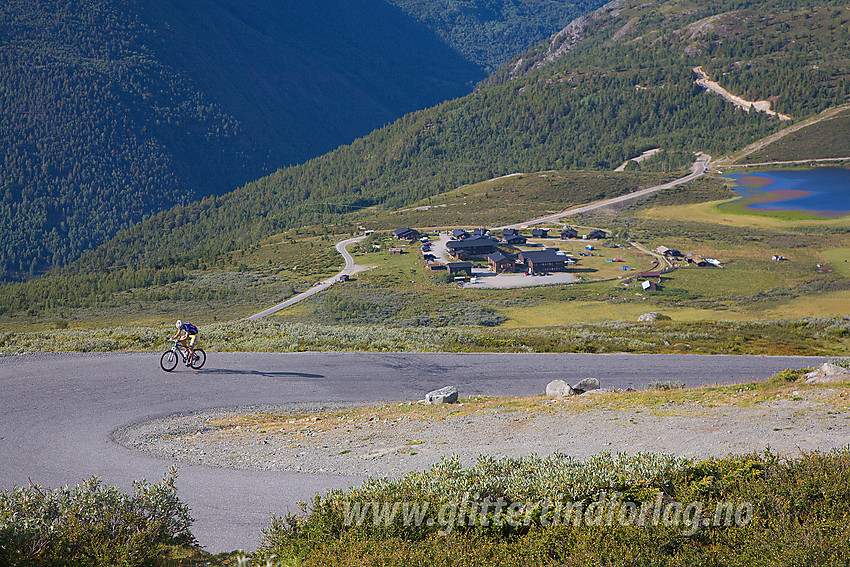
[638,312,671,322]
[425,386,459,404]
[572,377,601,394]
[546,379,575,397]
[804,362,850,384]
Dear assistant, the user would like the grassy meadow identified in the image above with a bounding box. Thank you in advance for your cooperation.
[3,163,850,355]
[740,107,850,163]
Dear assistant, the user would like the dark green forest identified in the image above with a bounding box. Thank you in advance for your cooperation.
[386,0,601,72]
[2,0,849,317]
[0,0,488,282]
[485,0,850,116]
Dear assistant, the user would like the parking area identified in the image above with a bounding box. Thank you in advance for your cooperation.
[421,232,584,288]
[464,269,579,288]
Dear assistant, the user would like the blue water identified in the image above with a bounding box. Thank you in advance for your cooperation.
[726,167,850,213]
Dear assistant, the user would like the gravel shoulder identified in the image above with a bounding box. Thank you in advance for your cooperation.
[114,385,850,479]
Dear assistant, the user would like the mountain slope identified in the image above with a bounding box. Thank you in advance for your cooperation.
[3,0,849,317]
[0,0,484,281]
[385,0,602,72]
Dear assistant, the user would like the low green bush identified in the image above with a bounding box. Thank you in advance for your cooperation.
[256,448,850,566]
[769,367,810,383]
[0,468,194,567]
[646,380,686,390]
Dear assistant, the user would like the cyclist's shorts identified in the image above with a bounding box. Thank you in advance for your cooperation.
[188,334,198,346]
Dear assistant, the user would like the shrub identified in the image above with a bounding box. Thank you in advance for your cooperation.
[0,468,194,567]
[256,449,850,566]
[769,367,809,383]
[646,380,686,390]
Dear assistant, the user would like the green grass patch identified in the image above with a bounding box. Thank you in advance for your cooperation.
[742,108,850,163]
[353,170,676,231]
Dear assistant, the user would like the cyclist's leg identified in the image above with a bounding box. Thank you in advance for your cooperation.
[187,334,197,364]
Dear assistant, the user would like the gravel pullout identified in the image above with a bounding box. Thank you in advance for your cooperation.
[114,388,850,478]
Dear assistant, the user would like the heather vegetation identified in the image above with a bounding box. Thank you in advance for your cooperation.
[742,108,850,163]
[3,317,849,355]
[0,469,195,567]
[4,448,848,565]
[255,449,850,566]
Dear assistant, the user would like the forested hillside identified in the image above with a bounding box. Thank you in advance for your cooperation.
[0,0,484,282]
[485,0,850,117]
[386,0,601,72]
[2,0,849,317]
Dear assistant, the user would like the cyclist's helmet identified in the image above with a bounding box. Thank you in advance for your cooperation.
[176,320,183,329]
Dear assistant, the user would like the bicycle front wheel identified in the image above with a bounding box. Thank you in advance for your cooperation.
[189,348,206,369]
[160,350,179,372]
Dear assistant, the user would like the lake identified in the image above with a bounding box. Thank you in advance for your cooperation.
[724,167,850,215]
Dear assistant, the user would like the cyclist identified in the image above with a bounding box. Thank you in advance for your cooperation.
[171,320,199,366]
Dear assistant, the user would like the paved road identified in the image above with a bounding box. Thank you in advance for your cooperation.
[501,153,711,229]
[0,351,827,552]
[248,236,367,320]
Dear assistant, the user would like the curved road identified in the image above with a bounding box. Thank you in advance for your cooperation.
[248,236,367,320]
[501,153,711,229]
[0,351,826,552]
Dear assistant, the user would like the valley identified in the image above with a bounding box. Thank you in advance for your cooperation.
[1,0,849,352]
[2,1,850,563]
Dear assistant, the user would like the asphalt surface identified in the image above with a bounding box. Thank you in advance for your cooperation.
[0,351,828,552]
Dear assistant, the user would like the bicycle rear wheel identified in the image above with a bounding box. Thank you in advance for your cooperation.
[160,350,179,372]
[189,348,206,369]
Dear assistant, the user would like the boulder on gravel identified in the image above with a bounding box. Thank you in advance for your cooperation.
[426,386,459,404]
[572,377,601,394]
[804,362,850,384]
[546,380,575,397]
[638,312,671,322]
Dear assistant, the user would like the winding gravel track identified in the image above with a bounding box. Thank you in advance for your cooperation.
[0,351,827,552]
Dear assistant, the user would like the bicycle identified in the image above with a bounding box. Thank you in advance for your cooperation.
[160,340,206,371]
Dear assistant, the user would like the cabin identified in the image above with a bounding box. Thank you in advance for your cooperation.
[393,227,420,241]
[451,229,471,240]
[504,234,527,246]
[561,227,578,239]
[447,262,473,276]
[487,252,516,273]
[656,246,682,258]
[518,249,574,274]
[686,254,708,267]
[446,235,500,258]
[531,228,549,238]
[472,228,489,236]
[587,229,606,239]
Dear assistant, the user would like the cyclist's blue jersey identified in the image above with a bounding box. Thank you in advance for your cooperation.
[181,322,199,335]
